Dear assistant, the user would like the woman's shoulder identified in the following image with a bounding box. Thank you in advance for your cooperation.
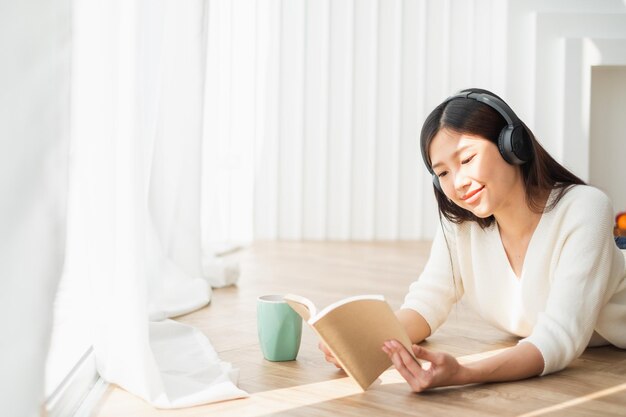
[554,184,611,207]
[550,184,613,221]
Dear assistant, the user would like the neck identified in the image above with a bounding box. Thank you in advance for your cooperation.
[494,184,548,240]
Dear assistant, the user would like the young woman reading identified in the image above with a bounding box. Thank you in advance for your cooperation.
[320,88,626,392]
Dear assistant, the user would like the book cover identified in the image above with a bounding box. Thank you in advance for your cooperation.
[284,294,416,390]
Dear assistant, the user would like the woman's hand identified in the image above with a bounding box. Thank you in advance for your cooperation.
[318,341,343,369]
[382,339,465,392]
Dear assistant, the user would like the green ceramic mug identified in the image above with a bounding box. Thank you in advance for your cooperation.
[257,294,302,361]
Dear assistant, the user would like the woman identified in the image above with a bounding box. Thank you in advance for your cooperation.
[321,88,626,391]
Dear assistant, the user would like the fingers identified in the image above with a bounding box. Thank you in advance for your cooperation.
[411,344,439,364]
[391,341,424,377]
[388,351,423,391]
[383,341,463,392]
[383,340,430,392]
[318,341,343,369]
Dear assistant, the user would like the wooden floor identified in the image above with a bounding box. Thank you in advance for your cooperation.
[92,241,626,417]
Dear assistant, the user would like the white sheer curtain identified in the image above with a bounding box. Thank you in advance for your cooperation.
[2,0,249,412]
[67,0,247,408]
[202,0,259,248]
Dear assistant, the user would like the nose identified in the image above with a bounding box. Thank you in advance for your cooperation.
[453,170,470,193]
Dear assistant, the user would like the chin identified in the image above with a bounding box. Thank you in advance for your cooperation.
[470,207,493,219]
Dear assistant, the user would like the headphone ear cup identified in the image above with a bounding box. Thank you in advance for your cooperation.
[498,125,531,165]
[510,126,532,163]
[432,174,442,191]
[497,126,515,164]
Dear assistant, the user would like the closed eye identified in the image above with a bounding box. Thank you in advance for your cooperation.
[436,171,448,178]
[461,155,476,164]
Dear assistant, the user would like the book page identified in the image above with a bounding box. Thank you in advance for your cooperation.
[311,295,384,325]
[284,294,316,321]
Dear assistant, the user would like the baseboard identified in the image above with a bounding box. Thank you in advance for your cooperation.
[46,347,106,417]
[72,377,109,417]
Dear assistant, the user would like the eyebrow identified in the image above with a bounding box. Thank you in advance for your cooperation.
[431,144,473,171]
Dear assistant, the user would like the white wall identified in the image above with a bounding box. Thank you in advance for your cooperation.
[590,66,626,214]
[204,0,626,241]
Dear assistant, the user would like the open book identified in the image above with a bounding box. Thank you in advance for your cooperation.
[284,294,416,390]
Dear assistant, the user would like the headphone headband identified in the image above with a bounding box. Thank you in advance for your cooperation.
[444,91,519,127]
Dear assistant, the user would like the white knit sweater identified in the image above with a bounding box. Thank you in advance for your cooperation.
[402,185,626,375]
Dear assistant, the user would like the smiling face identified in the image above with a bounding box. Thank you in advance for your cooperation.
[429,128,524,219]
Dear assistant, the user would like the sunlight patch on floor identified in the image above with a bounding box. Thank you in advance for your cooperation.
[516,382,626,417]
[218,347,516,417]
[96,347,536,417]
[233,347,515,417]
[207,376,363,417]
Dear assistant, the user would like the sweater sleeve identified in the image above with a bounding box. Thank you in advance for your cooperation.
[520,189,616,375]
[401,221,464,335]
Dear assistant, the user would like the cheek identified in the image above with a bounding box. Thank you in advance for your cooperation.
[441,186,455,202]
[440,182,462,205]
[438,177,455,197]
[475,164,496,183]
[475,157,511,185]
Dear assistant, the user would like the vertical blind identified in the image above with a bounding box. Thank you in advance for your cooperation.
[205,0,506,242]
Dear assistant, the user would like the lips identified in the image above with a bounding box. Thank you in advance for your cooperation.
[461,186,485,201]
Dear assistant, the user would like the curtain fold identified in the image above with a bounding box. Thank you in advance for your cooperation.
[69,0,247,408]
[141,0,212,322]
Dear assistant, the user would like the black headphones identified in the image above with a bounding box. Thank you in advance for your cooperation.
[423,89,533,191]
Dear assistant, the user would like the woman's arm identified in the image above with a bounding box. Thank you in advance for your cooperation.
[395,308,431,344]
[383,340,544,392]
[458,342,544,384]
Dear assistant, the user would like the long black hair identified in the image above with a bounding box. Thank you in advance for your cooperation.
[421,88,586,228]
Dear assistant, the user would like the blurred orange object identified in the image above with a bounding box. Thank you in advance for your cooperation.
[617,212,626,230]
